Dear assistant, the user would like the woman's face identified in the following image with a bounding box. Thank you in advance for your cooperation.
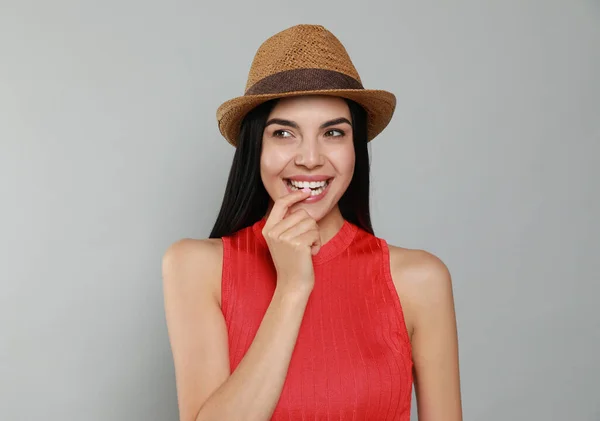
[260,95,355,221]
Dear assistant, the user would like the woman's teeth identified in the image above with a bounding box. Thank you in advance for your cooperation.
[287,179,329,196]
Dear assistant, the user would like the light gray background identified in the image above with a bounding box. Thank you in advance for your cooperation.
[1,0,599,420]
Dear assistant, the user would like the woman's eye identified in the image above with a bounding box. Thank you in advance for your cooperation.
[325,129,345,137]
[273,130,292,138]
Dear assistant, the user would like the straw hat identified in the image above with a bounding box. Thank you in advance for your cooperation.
[216,24,396,147]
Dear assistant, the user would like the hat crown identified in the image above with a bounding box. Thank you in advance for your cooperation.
[244,24,362,93]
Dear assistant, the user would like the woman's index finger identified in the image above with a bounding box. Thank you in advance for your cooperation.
[265,188,312,227]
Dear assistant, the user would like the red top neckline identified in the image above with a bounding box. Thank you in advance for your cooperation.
[251,217,358,265]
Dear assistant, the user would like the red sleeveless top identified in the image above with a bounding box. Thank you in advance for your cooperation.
[221,218,413,420]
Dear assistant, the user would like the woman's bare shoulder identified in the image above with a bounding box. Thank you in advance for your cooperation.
[386,244,454,336]
[162,238,224,304]
[387,244,451,288]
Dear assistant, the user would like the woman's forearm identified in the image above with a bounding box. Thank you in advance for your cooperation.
[195,284,311,421]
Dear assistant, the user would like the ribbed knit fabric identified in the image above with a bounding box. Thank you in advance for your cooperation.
[221,218,413,420]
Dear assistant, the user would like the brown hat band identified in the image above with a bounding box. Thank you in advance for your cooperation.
[245,68,364,96]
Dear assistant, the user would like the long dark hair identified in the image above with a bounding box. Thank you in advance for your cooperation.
[209,97,373,238]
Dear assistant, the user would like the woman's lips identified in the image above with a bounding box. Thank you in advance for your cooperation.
[283,178,332,203]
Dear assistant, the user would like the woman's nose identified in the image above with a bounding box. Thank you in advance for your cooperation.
[294,138,324,168]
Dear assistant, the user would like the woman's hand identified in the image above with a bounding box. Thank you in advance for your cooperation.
[262,188,321,293]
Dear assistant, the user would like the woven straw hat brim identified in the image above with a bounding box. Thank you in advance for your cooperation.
[216,89,396,147]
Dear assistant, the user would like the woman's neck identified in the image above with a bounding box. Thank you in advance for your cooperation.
[315,206,345,245]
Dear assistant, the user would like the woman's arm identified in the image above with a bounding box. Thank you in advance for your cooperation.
[389,247,463,421]
[162,238,311,421]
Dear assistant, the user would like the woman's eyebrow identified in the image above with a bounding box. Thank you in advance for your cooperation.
[264,117,352,129]
[265,118,299,129]
[320,117,352,129]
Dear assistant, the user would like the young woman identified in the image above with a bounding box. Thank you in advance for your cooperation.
[162,24,462,421]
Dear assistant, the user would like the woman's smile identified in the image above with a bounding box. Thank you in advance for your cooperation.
[283,177,334,203]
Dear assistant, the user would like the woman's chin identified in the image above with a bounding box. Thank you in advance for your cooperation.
[293,203,326,220]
